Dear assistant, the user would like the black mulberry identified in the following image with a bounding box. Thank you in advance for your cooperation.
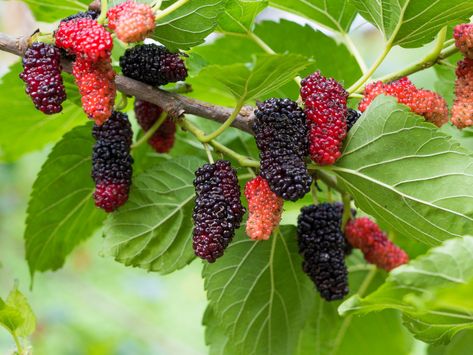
[192,160,245,263]
[92,111,133,212]
[297,203,349,301]
[61,10,99,23]
[253,98,312,201]
[346,108,361,131]
[119,44,188,86]
[19,42,66,114]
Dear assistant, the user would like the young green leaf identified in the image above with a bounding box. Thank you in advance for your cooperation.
[103,156,205,274]
[25,123,105,275]
[203,226,315,355]
[22,0,89,22]
[152,0,226,50]
[218,0,268,33]
[339,236,473,345]
[352,0,473,48]
[333,95,473,246]
[0,283,36,340]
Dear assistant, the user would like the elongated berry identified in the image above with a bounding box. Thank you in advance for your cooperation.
[192,160,245,262]
[245,176,283,240]
[301,72,348,165]
[345,217,409,271]
[454,24,473,59]
[19,42,66,114]
[452,58,473,128]
[253,98,312,201]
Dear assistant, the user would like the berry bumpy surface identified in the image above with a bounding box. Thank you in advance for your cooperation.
[60,10,98,23]
[452,58,473,128]
[72,57,116,125]
[92,111,133,212]
[253,98,312,201]
[301,72,349,166]
[192,160,245,263]
[297,203,349,301]
[119,44,188,86]
[346,108,361,131]
[19,42,66,114]
[107,0,155,43]
[134,100,176,153]
[359,77,449,127]
[345,217,409,271]
[55,18,113,62]
[454,24,473,59]
[244,176,283,241]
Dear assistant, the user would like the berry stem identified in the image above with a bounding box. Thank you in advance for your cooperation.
[115,92,128,111]
[310,182,318,205]
[11,331,23,355]
[131,112,168,149]
[341,193,352,229]
[34,34,54,45]
[203,143,215,164]
[97,0,108,25]
[154,0,190,20]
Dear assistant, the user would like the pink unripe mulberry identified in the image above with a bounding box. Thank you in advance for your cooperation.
[454,24,473,59]
[245,176,283,241]
[452,58,473,128]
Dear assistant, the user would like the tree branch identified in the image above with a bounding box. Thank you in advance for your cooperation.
[0,32,255,134]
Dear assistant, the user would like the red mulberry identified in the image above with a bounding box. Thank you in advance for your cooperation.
[301,72,348,165]
[72,57,116,125]
[454,24,473,59]
[452,58,473,128]
[92,111,133,212]
[55,18,113,62]
[297,203,349,301]
[107,0,155,43]
[19,42,66,114]
[119,44,188,86]
[345,217,409,271]
[192,160,245,263]
[134,100,176,153]
[359,77,448,127]
[244,176,283,241]
[253,98,312,201]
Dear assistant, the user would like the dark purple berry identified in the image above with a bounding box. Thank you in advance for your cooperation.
[346,108,361,131]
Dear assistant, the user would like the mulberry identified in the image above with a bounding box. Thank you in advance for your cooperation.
[134,100,176,153]
[297,203,349,301]
[359,77,449,127]
[19,42,66,114]
[301,72,348,165]
[92,111,133,212]
[452,58,473,128]
[244,176,283,240]
[253,98,312,201]
[345,217,409,271]
[55,18,113,62]
[192,160,245,263]
[60,10,98,23]
[119,44,188,86]
[346,108,361,131]
[107,0,155,43]
[72,57,116,125]
[454,24,473,59]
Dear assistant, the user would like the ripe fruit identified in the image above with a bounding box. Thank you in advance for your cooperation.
[192,160,245,263]
[452,58,473,128]
[244,176,283,240]
[297,203,349,301]
[92,111,133,212]
[359,77,449,127]
[253,98,312,201]
[72,57,116,125]
[19,42,66,114]
[107,0,155,43]
[60,10,98,23]
[300,72,348,165]
[346,108,361,131]
[454,24,473,59]
[345,217,409,271]
[119,44,188,86]
[55,18,113,62]
[134,100,176,153]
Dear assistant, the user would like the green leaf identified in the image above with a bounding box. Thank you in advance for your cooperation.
[203,226,315,355]
[103,156,205,274]
[5,284,36,338]
[268,0,356,33]
[197,54,310,103]
[218,0,268,33]
[25,124,105,275]
[152,0,226,50]
[351,0,473,48]
[428,330,473,355]
[23,0,88,22]
[333,95,473,246]
[0,63,86,161]
[339,236,473,345]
